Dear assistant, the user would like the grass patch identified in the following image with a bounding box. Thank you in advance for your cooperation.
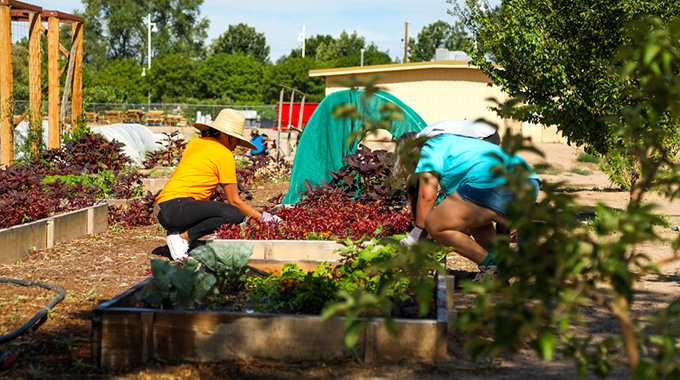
[577,152,600,164]
[570,167,592,176]
[532,162,563,175]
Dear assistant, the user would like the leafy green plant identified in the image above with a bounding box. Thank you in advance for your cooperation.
[56,333,81,351]
[452,15,680,379]
[247,237,442,321]
[189,242,253,290]
[139,259,218,309]
[577,152,600,164]
[42,169,144,199]
[63,112,92,142]
[532,162,562,175]
[569,167,592,176]
[80,287,99,302]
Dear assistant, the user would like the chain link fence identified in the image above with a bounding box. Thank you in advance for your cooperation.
[13,101,281,128]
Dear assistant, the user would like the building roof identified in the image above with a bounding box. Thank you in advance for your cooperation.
[308,60,479,78]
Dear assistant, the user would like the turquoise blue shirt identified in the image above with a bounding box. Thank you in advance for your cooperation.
[415,134,538,195]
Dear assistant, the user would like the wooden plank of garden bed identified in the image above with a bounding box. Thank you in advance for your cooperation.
[249,259,339,274]
[93,266,452,368]
[94,309,146,368]
[212,239,343,261]
[151,312,357,363]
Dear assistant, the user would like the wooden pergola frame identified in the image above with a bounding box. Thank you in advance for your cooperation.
[0,0,84,167]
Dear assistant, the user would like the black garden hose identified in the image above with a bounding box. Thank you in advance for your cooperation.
[0,278,65,344]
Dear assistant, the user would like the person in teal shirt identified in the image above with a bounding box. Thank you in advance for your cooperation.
[397,132,540,282]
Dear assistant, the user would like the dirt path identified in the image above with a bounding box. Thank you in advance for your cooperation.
[0,143,678,380]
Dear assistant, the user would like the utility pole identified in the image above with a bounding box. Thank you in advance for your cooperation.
[297,25,306,58]
[145,13,157,111]
[403,21,408,63]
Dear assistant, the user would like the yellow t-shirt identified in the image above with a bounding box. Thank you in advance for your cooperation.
[155,137,237,203]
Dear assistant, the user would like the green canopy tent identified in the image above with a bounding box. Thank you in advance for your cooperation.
[281,89,426,205]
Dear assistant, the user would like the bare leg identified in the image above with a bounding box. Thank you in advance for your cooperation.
[424,192,507,265]
[469,224,497,250]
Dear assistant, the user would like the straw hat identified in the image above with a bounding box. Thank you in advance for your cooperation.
[192,109,257,150]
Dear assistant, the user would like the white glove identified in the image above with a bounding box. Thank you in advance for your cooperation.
[400,226,426,247]
[261,211,282,224]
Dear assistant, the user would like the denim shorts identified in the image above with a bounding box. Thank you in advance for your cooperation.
[457,179,540,216]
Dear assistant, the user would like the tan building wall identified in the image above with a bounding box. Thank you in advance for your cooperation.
[310,61,566,143]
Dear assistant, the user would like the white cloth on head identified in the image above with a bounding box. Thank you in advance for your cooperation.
[417,119,497,139]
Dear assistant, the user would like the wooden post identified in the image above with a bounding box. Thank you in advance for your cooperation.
[47,14,60,149]
[28,11,42,155]
[0,3,13,167]
[403,21,409,64]
[59,39,77,125]
[71,22,83,120]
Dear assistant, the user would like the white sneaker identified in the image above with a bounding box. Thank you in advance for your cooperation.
[166,233,190,260]
[473,265,499,283]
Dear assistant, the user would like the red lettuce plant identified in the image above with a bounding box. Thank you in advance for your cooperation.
[107,191,158,228]
[216,190,411,241]
[0,133,148,229]
[302,144,406,204]
[142,131,187,169]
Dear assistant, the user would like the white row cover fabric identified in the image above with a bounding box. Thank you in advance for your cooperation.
[92,123,162,165]
[13,121,162,165]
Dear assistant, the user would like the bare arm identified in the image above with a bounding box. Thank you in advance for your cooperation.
[222,183,262,221]
[415,172,439,229]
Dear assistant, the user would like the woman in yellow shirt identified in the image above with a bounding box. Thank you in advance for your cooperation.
[155,109,281,259]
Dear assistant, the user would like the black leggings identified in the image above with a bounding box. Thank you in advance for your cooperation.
[156,198,244,241]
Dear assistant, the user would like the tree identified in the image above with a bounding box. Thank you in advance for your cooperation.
[81,0,208,66]
[262,56,325,104]
[287,31,391,68]
[192,53,265,103]
[12,44,29,101]
[91,58,147,103]
[210,23,270,63]
[452,0,680,189]
[148,53,198,102]
[315,30,365,62]
[408,20,471,62]
[335,43,392,67]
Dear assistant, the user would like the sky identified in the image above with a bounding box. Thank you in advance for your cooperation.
[37,0,500,62]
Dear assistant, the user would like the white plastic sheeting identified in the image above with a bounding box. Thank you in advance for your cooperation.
[92,123,162,165]
[13,120,50,161]
[13,121,162,165]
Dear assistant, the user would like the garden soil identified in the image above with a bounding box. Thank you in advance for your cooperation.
[1,143,679,380]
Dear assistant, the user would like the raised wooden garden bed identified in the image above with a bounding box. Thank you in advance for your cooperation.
[211,239,344,273]
[142,178,169,193]
[92,240,456,368]
[0,203,108,264]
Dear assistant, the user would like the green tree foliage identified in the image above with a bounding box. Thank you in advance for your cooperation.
[408,20,471,62]
[73,8,110,72]
[262,56,326,104]
[193,53,265,104]
[335,43,392,68]
[210,23,270,63]
[287,31,391,68]
[328,17,680,376]
[456,16,680,378]
[315,30,365,62]
[452,0,680,189]
[81,0,208,66]
[287,34,335,59]
[149,0,209,59]
[91,58,147,103]
[148,53,198,102]
[12,44,29,101]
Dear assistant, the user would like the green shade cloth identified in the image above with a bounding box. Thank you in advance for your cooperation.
[282,89,426,204]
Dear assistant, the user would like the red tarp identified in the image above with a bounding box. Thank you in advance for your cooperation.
[276,102,319,130]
